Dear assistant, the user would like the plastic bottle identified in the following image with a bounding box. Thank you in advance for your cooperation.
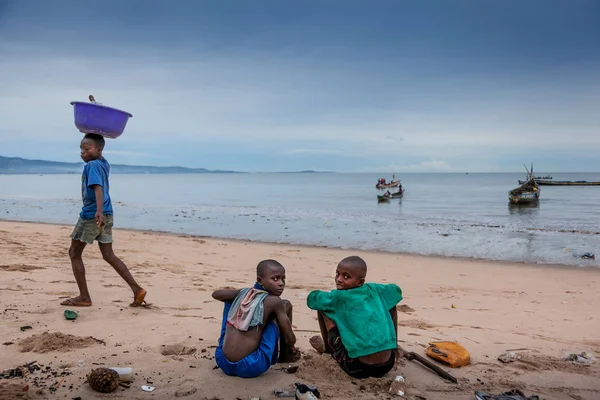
[389,375,406,397]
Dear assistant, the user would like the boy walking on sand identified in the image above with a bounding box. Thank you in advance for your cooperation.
[212,259,301,378]
[60,133,146,307]
[307,256,401,379]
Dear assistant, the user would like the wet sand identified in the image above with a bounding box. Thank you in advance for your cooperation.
[0,220,599,399]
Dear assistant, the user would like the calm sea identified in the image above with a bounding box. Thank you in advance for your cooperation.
[1,172,599,267]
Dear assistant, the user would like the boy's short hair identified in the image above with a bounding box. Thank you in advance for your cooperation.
[84,133,105,150]
[257,259,284,277]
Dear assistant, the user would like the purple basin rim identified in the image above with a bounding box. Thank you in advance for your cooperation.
[70,101,133,118]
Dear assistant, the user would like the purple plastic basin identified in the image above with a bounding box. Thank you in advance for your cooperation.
[70,101,133,139]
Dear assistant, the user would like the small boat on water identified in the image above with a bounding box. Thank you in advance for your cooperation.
[376,180,400,189]
[510,165,540,205]
[390,188,404,198]
[518,179,600,186]
[377,188,403,202]
[536,175,552,180]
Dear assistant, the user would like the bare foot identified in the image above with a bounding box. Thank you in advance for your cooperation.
[129,288,147,307]
[60,296,92,307]
[279,346,302,363]
[309,336,325,354]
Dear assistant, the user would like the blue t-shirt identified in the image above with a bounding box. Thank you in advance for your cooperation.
[80,158,113,219]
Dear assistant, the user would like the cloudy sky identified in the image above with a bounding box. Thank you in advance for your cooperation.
[0,0,598,172]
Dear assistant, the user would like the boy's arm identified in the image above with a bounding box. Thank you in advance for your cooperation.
[212,289,241,302]
[91,185,105,228]
[306,290,335,311]
[273,299,296,346]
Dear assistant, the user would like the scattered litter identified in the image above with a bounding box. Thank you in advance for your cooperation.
[451,304,456,309]
[475,388,540,400]
[0,361,72,394]
[274,388,295,397]
[564,352,594,365]
[295,383,320,399]
[497,351,519,363]
[283,365,298,374]
[20,326,33,332]
[108,367,133,382]
[2,341,14,346]
[389,375,406,396]
[141,385,156,392]
[64,310,78,320]
[426,341,470,368]
[580,252,595,260]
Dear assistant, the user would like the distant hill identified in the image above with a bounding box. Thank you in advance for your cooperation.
[0,155,238,174]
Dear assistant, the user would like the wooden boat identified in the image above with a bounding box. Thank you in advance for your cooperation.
[377,194,390,202]
[510,165,540,204]
[390,188,404,198]
[376,180,400,189]
[518,179,600,186]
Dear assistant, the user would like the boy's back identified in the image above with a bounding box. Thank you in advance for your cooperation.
[221,295,287,362]
[212,260,300,379]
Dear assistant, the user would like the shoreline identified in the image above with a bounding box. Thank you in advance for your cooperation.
[1,217,596,271]
[1,220,599,399]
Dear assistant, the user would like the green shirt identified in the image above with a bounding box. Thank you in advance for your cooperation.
[307,283,402,359]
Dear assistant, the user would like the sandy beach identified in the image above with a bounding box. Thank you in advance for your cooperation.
[1,220,599,399]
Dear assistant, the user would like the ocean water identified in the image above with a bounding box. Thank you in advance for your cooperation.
[1,172,599,267]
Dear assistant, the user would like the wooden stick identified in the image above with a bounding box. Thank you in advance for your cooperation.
[402,351,458,383]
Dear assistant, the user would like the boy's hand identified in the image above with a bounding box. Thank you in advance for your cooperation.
[95,211,105,229]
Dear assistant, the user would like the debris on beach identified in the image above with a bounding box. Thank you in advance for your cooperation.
[580,252,595,260]
[63,310,78,320]
[295,383,321,400]
[425,341,470,368]
[274,387,295,397]
[388,375,406,397]
[475,388,540,400]
[0,361,72,395]
[497,351,519,363]
[563,351,595,365]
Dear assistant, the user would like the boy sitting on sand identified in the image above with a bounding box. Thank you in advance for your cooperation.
[60,134,146,307]
[307,256,401,379]
[212,259,301,378]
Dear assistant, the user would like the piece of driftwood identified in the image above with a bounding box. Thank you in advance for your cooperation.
[402,350,458,383]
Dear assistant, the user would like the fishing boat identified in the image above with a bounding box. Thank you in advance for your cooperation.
[377,187,403,202]
[518,179,600,186]
[376,180,400,189]
[509,165,540,205]
[390,188,404,198]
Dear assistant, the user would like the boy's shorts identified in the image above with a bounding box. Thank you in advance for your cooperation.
[214,302,279,378]
[327,326,395,379]
[71,215,114,244]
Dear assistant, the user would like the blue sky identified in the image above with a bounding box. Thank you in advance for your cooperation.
[0,0,599,172]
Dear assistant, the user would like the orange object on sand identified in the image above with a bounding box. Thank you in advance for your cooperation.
[426,341,470,368]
